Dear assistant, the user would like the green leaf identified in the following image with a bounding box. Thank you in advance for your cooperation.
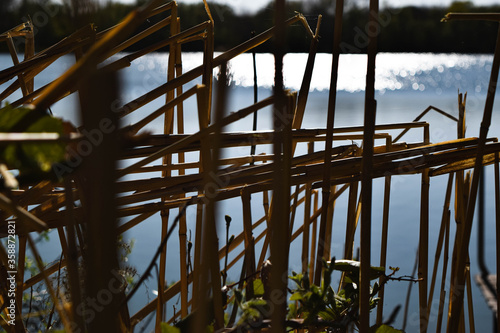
[0,104,65,178]
[318,309,337,321]
[289,272,303,286]
[287,302,298,319]
[253,278,265,297]
[246,298,267,308]
[333,260,385,280]
[161,323,181,333]
[370,324,405,332]
[290,291,304,301]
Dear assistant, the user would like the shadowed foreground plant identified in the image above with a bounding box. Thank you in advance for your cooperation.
[171,258,406,332]
[287,259,403,332]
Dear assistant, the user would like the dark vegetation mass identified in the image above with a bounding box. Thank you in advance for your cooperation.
[1,0,500,53]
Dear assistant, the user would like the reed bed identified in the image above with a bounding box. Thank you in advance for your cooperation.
[0,1,500,332]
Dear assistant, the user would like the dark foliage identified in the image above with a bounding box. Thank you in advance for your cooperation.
[2,0,500,53]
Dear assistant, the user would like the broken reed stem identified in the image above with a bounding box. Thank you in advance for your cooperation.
[6,34,29,97]
[393,105,458,144]
[292,14,322,133]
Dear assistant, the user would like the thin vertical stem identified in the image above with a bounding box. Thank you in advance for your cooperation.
[250,31,258,161]
[495,149,500,333]
[420,126,430,332]
[257,190,271,269]
[301,142,314,273]
[309,190,319,281]
[360,0,379,329]
[23,21,35,97]
[323,185,336,261]
[344,184,360,260]
[436,210,451,333]
[270,0,290,331]
[157,5,178,327]
[465,262,475,333]
[403,249,419,331]
[241,188,256,298]
[315,0,344,285]
[195,60,227,331]
[376,172,392,324]
[63,177,84,332]
[173,11,189,320]
[339,192,361,290]
[201,3,214,127]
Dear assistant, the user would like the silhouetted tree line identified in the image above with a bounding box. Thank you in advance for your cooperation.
[2,0,500,54]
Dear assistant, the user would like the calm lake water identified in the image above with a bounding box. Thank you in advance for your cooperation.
[2,52,500,332]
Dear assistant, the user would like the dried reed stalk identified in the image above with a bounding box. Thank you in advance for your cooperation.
[495,149,500,333]
[376,138,393,324]
[156,4,179,327]
[314,0,344,286]
[269,0,290,330]
[419,126,430,332]
[301,142,314,273]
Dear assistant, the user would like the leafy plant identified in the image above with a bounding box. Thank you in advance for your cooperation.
[287,259,403,332]
[0,104,66,184]
[219,258,404,332]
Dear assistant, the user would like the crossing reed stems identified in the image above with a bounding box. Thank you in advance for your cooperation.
[427,173,454,320]
[6,2,500,331]
[449,22,500,332]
